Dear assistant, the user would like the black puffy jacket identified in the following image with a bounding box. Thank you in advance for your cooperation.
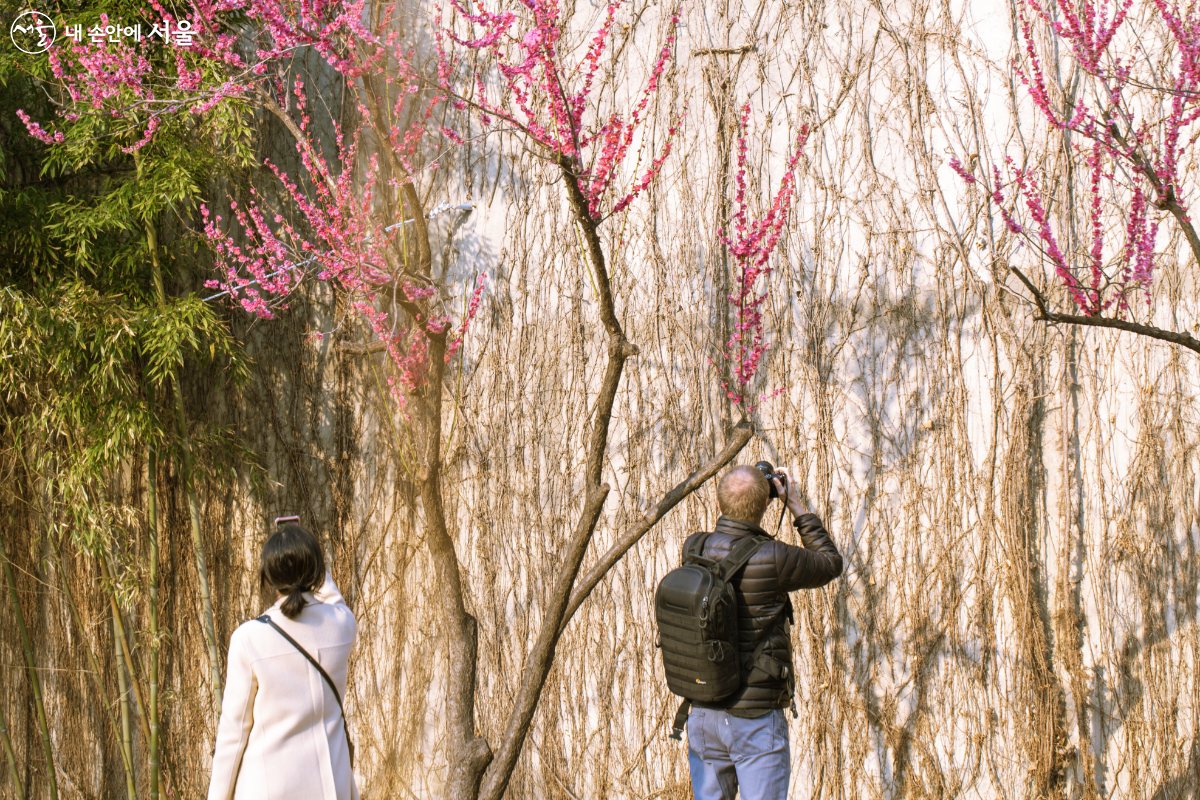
[682,513,842,713]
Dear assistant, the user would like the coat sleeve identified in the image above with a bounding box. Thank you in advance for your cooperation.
[773,513,843,591]
[207,626,258,800]
[313,571,347,607]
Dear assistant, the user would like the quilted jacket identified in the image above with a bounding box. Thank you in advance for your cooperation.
[682,513,842,713]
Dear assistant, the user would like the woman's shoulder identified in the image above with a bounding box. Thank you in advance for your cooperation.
[223,616,274,660]
[304,600,357,637]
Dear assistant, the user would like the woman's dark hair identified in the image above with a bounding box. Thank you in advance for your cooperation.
[260,523,325,619]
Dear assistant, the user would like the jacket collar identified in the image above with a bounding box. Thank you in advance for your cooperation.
[265,590,317,616]
[714,515,771,538]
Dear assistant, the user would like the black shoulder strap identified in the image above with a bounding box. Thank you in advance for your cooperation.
[669,698,692,740]
[683,531,714,561]
[684,532,765,580]
[717,535,766,581]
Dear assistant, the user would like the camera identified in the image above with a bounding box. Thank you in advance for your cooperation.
[755,461,788,500]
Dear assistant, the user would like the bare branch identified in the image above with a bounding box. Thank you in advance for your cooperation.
[691,45,754,56]
[559,419,755,632]
[1011,266,1200,355]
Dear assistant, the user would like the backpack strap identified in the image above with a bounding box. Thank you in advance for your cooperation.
[684,532,765,576]
[256,615,355,766]
[683,531,714,561]
[716,535,767,581]
[669,698,692,740]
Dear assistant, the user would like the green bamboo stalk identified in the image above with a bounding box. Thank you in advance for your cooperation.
[147,448,161,800]
[49,546,137,793]
[98,554,152,747]
[112,609,136,800]
[145,222,223,713]
[0,532,58,800]
[0,702,24,800]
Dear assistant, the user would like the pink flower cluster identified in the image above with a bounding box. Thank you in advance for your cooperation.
[446,271,488,362]
[200,98,460,403]
[442,0,684,221]
[960,0,1200,317]
[20,0,487,408]
[16,4,259,152]
[715,104,808,410]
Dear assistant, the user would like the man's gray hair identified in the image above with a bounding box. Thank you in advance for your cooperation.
[717,465,771,524]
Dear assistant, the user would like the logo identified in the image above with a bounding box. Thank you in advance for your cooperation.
[10,10,56,53]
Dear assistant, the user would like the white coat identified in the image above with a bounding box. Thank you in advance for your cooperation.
[207,573,358,800]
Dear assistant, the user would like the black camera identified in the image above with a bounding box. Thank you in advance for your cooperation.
[755,461,788,500]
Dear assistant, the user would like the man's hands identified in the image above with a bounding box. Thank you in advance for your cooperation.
[770,468,809,519]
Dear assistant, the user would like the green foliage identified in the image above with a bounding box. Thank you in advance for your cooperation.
[0,282,154,548]
[0,0,257,552]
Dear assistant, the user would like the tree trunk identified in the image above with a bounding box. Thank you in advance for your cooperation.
[476,163,638,800]
[416,327,495,800]
[0,530,58,800]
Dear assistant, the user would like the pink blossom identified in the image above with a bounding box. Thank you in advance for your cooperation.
[715,105,808,410]
[446,0,684,221]
[974,0,1193,318]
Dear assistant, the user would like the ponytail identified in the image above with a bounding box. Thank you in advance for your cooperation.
[280,586,308,620]
[260,522,325,619]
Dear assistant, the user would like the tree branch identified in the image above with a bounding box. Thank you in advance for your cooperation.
[1108,121,1200,270]
[478,154,640,800]
[255,90,337,195]
[338,340,387,354]
[559,418,755,633]
[691,45,754,56]
[557,154,625,340]
[1010,266,1200,355]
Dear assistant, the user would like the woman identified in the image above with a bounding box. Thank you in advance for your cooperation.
[207,521,358,800]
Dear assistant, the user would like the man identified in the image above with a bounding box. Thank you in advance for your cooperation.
[684,464,842,800]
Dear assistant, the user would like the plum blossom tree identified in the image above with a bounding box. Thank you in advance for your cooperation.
[951,0,1200,355]
[18,0,807,796]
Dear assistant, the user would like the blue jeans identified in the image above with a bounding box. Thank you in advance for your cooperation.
[686,706,790,800]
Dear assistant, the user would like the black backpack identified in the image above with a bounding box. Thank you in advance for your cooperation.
[655,532,766,738]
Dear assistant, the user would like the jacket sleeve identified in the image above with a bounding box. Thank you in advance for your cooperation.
[207,626,257,800]
[313,571,347,607]
[774,513,843,591]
